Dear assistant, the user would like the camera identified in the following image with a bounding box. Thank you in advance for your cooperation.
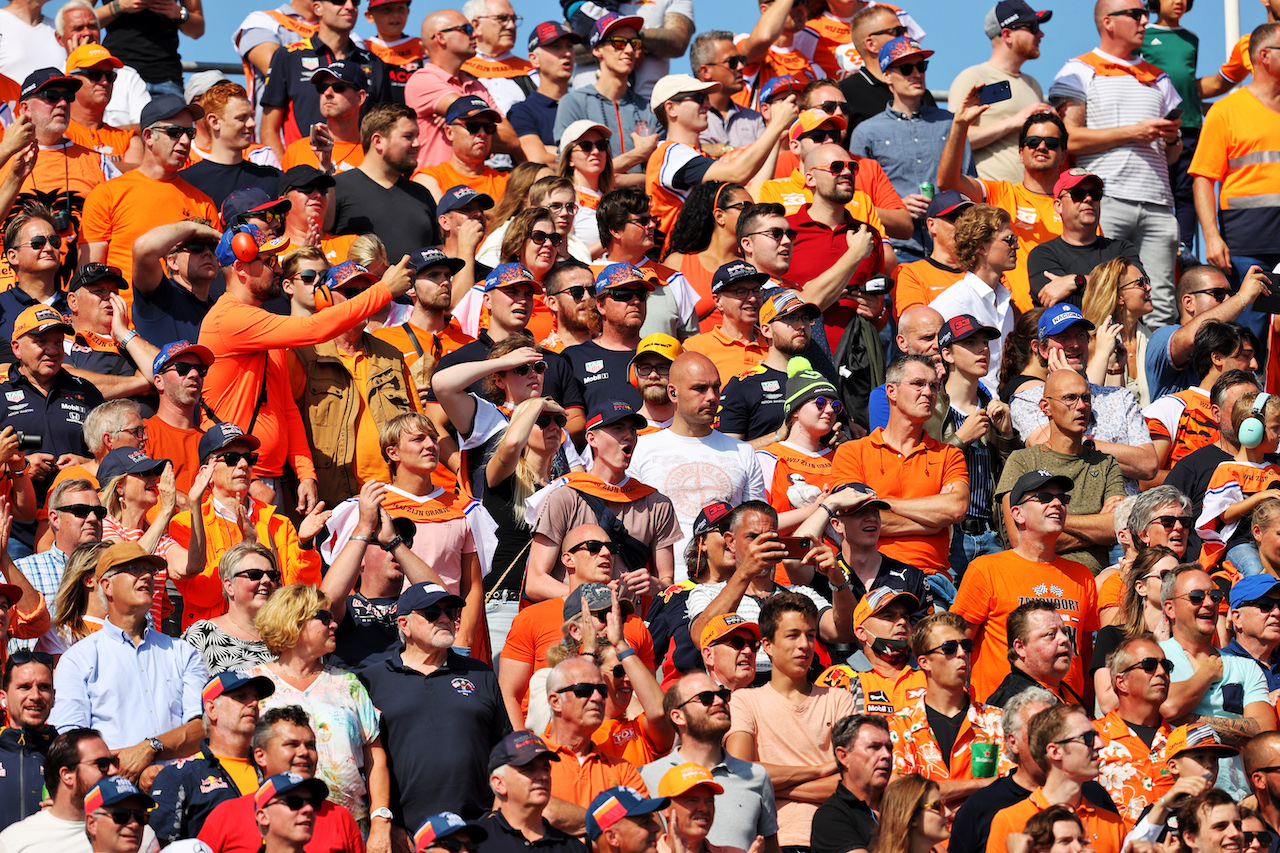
[14,432,41,451]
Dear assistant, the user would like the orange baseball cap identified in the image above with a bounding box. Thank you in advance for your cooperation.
[657,763,725,797]
[11,305,71,343]
[1164,723,1237,761]
[67,44,123,74]
[789,108,848,143]
[853,586,919,628]
[698,612,761,650]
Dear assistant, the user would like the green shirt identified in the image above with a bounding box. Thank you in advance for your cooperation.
[1142,24,1204,129]
[996,444,1126,574]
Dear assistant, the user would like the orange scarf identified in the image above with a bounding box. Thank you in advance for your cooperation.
[383,487,469,523]
[461,55,533,79]
[564,472,656,503]
[1075,51,1164,86]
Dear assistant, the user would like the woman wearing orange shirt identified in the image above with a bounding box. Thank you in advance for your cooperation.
[663,181,752,331]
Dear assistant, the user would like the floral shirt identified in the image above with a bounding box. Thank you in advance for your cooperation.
[889,696,1013,781]
[1093,710,1174,823]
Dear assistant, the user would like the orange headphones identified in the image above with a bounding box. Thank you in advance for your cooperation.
[313,283,334,311]
[230,227,261,263]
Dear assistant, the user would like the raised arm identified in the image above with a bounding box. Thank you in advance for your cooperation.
[936,86,988,202]
[132,221,224,298]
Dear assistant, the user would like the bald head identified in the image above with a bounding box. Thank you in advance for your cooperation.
[564,524,610,554]
[852,4,898,42]
[1244,731,1280,774]
[671,352,718,390]
[897,306,944,357]
[1044,369,1087,400]
[547,656,602,696]
[423,9,465,38]
[669,352,721,433]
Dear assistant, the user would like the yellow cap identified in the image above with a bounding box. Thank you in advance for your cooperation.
[633,334,681,364]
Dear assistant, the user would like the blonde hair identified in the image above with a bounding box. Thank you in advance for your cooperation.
[53,540,111,646]
[491,397,550,524]
[102,474,127,518]
[347,233,386,269]
[378,412,440,475]
[218,541,279,600]
[1254,496,1280,539]
[1081,256,1133,332]
[254,584,330,656]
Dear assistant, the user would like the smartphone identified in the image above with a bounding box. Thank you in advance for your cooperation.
[777,536,812,560]
[1253,269,1280,313]
[1165,108,1184,121]
[309,122,322,145]
[978,81,1012,105]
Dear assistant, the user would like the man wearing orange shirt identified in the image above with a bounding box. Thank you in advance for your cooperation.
[82,94,218,282]
[373,246,473,376]
[891,190,969,319]
[274,165,357,266]
[815,586,926,717]
[64,44,140,171]
[412,95,509,202]
[146,341,211,495]
[682,262,770,384]
[830,354,969,587]
[734,0,821,110]
[937,89,1070,313]
[280,60,366,174]
[952,469,1101,705]
[986,703,1128,853]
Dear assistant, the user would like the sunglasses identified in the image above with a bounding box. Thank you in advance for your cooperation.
[890,60,928,75]
[78,69,117,84]
[504,361,547,377]
[80,755,122,773]
[418,604,463,622]
[1000,234,1018,247]
[713,634,759,652]
[1121,276,1152,292]
[800,128,841,145]
[529,231,564,246]
[314,82,354,95]
[9,649,54,667]
[1190,287,1230,302]
[102,807,153,825]
[1064,185,1102,202]
[921,801,944,814]
[1022,135,1063,150]
[33,88,74,104]
[462,120,497,135]
[218,451,259,467]
[274,794,322,811]
[813,160,856,175]
[433,839,478,853]
[536,413,568,429]
[1150,515,1192,529]
[22,234,62,250]
[165,361,208,377]
[550,285,589,301]
[1245,832,1274,847]
[677,687,733,708]
[810,396,843,412]
[1120,657,1174,675]
[604,288,649,303]
[556,682,608,698]
[1179,589,1226,606]
[438,22,475,35]
[815,100,849,115]
[56,503,107,519]
[576,139,609,154]
[154,125,197,140]
[313,609,333,626]
[605,36,644,51]
[625,216,659,228]
[1009,23,1042,34]
[924,638,974,657]
[1055,730,1101,748]
[568,539,611,555]
[672,92,710,106]
[547,202,579,214]
[1106,8,1147,20]
[747,227,796,242]
[180,240,218,254]
[235,568,282,583]
[870,25,908,38]
[1243,597,1280,613]
[293,184,327,197]
[1020,491,1072,506]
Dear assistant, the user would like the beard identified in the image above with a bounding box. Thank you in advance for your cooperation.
[685,709,731,741]
[641,384,670,406]
[777,336,809,358]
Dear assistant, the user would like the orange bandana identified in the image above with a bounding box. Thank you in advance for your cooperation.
[383,487,469,523]
[1075,52,1164,86]
[564,472,656,503]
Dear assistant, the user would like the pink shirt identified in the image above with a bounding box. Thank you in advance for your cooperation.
[404,63,499,168]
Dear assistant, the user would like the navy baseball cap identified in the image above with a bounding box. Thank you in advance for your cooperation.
[691,500,734,538]
[1231,575,1280,609]
[590,13,645,48]
[394,582,465,617]
[414,813,488,853]
[203,670,275,704]
[445,95,499,125]
[488,730,561,772]
[585,398,646,432]
[20,68,81,100]
[585,787,669,840]
[97,448,169,487]
[254,773,328,811]
[1037,304,1096,339]
[222,188,290,227]
[152,340,214,376]
[198,422,262,463]
[140,92,202,128]
[985,0,1052,39]
[711,260,769,294]
[926,189,974,219]
[84,777,155,815]
[437,185,495,216]
[311,60,369,91]
[938,314,1000,348]
[830,481,891,511]
[563,582,634,618]
[410,247,466,275]
[529,21,581,50]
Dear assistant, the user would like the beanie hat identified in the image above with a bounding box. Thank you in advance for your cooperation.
[783,357,838,416]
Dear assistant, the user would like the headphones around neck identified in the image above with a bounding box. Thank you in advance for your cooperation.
[1240,392,1272,449]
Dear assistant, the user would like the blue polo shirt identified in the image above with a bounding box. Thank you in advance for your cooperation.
[1144,323,1194,399]
[358,650,511,829]
[508,91,559,145]
[1223,637,1280,691]
[0,288,70,364]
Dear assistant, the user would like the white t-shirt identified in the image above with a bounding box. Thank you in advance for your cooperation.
[0,809,160,853]
[104,65,151,128]
[627,428,766,578]
[928,271,1015,395]
[0,9,62,89]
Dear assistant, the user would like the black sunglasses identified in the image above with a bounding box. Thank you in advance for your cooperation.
[529,231,564,247]
[275,794,322,811]
[576,139,609,154]
[712,634,759,652]
[923,638,974,657]
[672,92,709,106]
[800,128,841,145]
[1022,135,1063,151]
[8,649,54,667]
[711,55,747,70]
[80,755,122,773]
[22,234,62,250]
[56,503,107,519]
[433,839,478,853]
[1020,491,1072,506]
[1106,8,1147,20]
[218,451,259,467]
[1150,515,1192,530]
[503,361,547,377]
[1189,287,1230,302]
[418,604,463,622]
[535,413,568,429]
[235,568,282,583]
[815,100,849,115]
[1055,730,1101,748]
[1243,597,1280,613]
[604,287,649,303]
[1009,23,1041,35]
[889,60,928,75]
[180,240,218,254]
[869,25,908,38]
[33,88,74,104]
[556,682,608,698]
[549,285,589,301]
[314,82,354,95]
[78,69,117,84]
[154,125,197,140]
[1120,657,1174,675]
[677,687,733,708]
[438,22,475,35]
[747,227,796,242]
[1179,589,1225,606]
[568,539,611,555]
[165,361,208,377]
[463,120,497,135]
[1245,832,1274,847]
[103,807,152,825]
[1064,185,1102,202]
[313,609,333,626]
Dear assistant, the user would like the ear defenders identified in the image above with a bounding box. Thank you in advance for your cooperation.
[1239,392,1272,449]
[230,227,260,263]
[313,283,334,311]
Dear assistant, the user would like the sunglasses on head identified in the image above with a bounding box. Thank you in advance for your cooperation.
[504,361,547,377]
[712,634,758,652]
[604,287,649,303]
[9,649,54,667]
[568,539,611,555]
[81,754,122,773]
[536,413,568,430]
[556,682,608,698]
[56,503,107,519]
[890,60,928,75]
[1120,656,1174,675]
[529,230,564,246]
[1022,135,1063,151]
[924,638,974,657]
[1064,185,1102,202]
[575,139,609,154]
[22,234,62,250]
[1180,588,1225,606]
[550,285,589,301]
[677,687,733,708]
[235,568,282,583]
[462,120,497,135]
[314,82,354,95]
[78,69,117,84]
[165,361,208,377]
[154,125,197,140]
[1151,515,1192,529]
[218,451,259,467]
[605,36,644,51]
[313,609,333,626]
[180,240,218,255]
[418,604,463,622]
[101,807,152,825]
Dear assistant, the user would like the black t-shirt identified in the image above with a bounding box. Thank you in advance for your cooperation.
[332,168,440,261]
[102,10,181,84]
[480,475,532,595]
[132,277,224,347]
[925,701,967,769]
[428,335,585,411]
[333,593,399,672]
[1090,624,1125,675]
[561,340,641,414]
[811,782,879,853]
[718,365,787,441]
[1027,236,1142,306]
[178,160,282,210]
[1165,443,1233,522]
[839,68,937,134]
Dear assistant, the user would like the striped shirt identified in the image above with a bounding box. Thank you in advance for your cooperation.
[948,388,996,521]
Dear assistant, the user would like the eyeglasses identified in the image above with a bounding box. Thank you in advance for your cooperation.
[462,120,497,135]
[78,69,117,84]
[1055,730,1101,748]
[1121,276,1152,292]
[503,361,547,377]
[180,240,218,255]
[476,13,522,25]
[1189,287,1230,302]
[889,60,928,75]
[32,89,74,104]
[418,604,463,622]
[154,125,197,140]
[1150,515,1192,529]
[217,451,259,467]
[870,25,908,38]
[529,231,564,247]
[812,160,857,175]
[313,609,333,626]
[1243,597,1280,613]
[1120,657,1174,675]
[1000,234,1018,247]
[556,682,608,698]
[272,795,321,811]
[677,687,733,708]
[1020,491,1071,506]
[634,360,670,377]
[1178,589,1226,606]
[314,82,354,95]
[549,285,589,301]
[235,568,282,583]
[604,287,649,303]
[1063,185,1102,202]
[575,139,609,154]
[438,23,475,35]
[712,634,759,652]
[100,807,153,825]
[112,425,148,441]
[1022,135,1063,150]
[800,128,841,145]
[605,36,644,51]
[21,234,62,250]
[721,285,763,300]
[568,539,612,555]
[1046,393,1091,407]
[625,216,659,228]
[923,638,974,657]
[1245,832,1274,847]
[79,755,122,773]
[810,396,843,412]
[547,201,579,215]
[1106,8,1147,20]
[709,55,747,70]
[164,361,208,378]
[56,502,106,522]
[535,413,568,429]
[747,228,796,242]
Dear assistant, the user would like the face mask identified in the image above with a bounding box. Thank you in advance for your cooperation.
[869,636,909,662]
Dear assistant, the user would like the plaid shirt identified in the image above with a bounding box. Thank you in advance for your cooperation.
[10,548,67,652]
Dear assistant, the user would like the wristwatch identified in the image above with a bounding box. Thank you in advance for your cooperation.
[177,6,189,23]
[148,737,163,754]
[371,808,393,821]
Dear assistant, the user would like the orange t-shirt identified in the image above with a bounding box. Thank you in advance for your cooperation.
[1144,386,1217,470]
[756,440,834,514]
[804,12,855,80]
[1220,34,1252,84]
[669,252,718,331]
[951,550,1101,702]
[65,121,137,167]
[979,178,1065,313]
[277,233,360,267]
[1098,571,1123,613]
[372,319,474,369]
[144,415,205,495]
[592,715,663,769]
[682,327,768,385]
[646,140,708,243]
[367,35,425,67]
[814,665,927,717]
[829,429,969,571]
[281,137,365,173]
[732,40,823,110]
[987,788,1128,853]
[412,161,509,203]
[892,257,965,319]
[81,170,219,302]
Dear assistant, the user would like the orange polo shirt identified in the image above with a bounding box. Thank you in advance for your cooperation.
[544,736,650,809]
[893,257,965,319]
[987,788,1128,853]
[814,665,927,717]
[682,327,768,384]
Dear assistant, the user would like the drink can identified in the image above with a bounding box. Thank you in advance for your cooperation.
[920,182,936,200]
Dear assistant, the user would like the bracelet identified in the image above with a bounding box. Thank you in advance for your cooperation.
[816,504,832,517]
[349,535,375,544]
[379,534,404,552]
[616,648,636,662]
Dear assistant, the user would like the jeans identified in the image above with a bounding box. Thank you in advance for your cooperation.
[486,597,521,671]
[1227,542,1267,576]
[1099,196,1180,326]
[925,571,958,609]
[145,79,184,99]
[5,537,31,561]
[949,527,1002,584]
